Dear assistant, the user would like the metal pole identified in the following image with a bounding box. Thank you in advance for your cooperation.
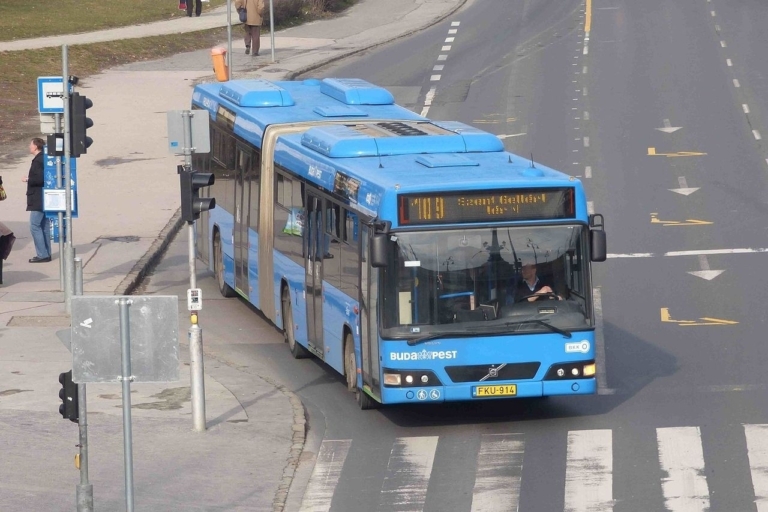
[227,0,232,80]
[189,224,206,432]
[76,383,93,512]
[54,114,64,290]
[182,111,206,432]
[269,0,275,62]
[118,298,135,512]
[62,46,74,313]
[74,257,83,296]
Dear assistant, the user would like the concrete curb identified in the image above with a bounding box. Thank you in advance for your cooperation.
[113,208,185,296]
[283,0,469,80]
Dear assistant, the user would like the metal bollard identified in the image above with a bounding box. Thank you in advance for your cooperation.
[74,257,83,296]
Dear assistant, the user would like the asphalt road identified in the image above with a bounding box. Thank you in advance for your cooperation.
[150,0,768,510]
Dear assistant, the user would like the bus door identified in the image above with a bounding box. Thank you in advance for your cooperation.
[305,194,325,354]
[360,225,381,395]
[234,146,251,294]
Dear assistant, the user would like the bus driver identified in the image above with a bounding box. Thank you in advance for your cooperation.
[515,262,560,302]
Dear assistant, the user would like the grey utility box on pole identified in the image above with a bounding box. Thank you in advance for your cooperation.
[70,295,179,383]
[167,110,210,155]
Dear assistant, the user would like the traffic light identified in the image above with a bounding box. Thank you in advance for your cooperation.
[70,92,93,157]
[179,167,215,222]
[58,370,79,423]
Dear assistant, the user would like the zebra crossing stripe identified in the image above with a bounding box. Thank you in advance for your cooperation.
[657,427,710,512]
[744,424,768,511]
[564,429,613,512]
[470,433,524,512]
[298,439,352,512]
[378,436,439,512]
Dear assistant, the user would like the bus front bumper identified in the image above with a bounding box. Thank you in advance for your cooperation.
[380,378,597,404]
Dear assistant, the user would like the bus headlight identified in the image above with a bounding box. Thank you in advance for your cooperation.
[582,363,596,377]
[384,373,401,386]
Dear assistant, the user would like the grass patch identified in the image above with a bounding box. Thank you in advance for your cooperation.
[0,27,231,151]
[0,0,358,155]
[0,0,228,41]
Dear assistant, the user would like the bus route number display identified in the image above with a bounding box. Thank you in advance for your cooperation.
[398,188,575,225]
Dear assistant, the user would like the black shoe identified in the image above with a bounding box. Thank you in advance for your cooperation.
[29,256,51,263]
[245,46,250,55]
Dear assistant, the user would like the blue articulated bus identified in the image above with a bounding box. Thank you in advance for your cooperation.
[191,78,607,409]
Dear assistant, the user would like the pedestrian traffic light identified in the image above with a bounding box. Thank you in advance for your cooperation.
[58,370,79,423]
[179,167,216,222]
[70,92,93,157]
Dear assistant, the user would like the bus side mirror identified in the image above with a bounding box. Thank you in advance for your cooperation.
[589,213,607,262]
[370,234,389,268]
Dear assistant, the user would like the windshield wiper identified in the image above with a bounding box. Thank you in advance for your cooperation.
[505,319,572,338]
[407,331,475,346]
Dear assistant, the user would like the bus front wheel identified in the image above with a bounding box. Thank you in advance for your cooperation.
[344,334,378,410]
[282,287,309,359]
[213,231,235,298]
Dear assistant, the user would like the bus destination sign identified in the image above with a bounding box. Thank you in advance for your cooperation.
[398,187,575,225]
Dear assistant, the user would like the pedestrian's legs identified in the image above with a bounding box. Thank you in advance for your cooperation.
[195,0,202,16]
[29,211,50,259]
[244,25,253,53]
[42,215,50,257]
[252,26,261,56]
[186,0,193,17]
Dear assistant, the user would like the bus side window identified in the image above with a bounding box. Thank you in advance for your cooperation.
[339,209,359,297]
[324,201,341,288]
[274,172,304,266]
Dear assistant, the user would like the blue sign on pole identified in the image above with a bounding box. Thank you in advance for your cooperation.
[37,76,72,114]
[43,147,78,244]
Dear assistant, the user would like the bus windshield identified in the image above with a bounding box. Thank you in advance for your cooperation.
[380,225,592,339]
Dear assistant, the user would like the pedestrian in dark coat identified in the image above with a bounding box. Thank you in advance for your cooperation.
[23,138,51,263]
[186,0,202,17]
[235,0,266,56]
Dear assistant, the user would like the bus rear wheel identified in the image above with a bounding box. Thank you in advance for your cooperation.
[344,334,378,410]
[214,231,235,298]
[282,287,309,359]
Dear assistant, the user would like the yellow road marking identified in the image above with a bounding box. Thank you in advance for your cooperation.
[648,147,707,157]
[661,308,738,326]
[650,213,713,226]
[585,0,592,34]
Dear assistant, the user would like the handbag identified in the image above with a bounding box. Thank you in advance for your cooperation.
[179,1,187,10]
[238,6,248,23]
[0,176,6,201]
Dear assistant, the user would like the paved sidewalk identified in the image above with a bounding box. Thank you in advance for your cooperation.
[0,0,466,510]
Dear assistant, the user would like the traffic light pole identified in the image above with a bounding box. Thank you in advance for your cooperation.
[76,384,93,512]
[182,111,207,432]
[62,45,75,314]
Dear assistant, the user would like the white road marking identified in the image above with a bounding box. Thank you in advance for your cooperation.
[470,434,524,512]
[727,58,733,66]
[424,86,436,107]
[657,119,682,133]
[299,440,352,512]
[711,10,716,16]
[587,201,594,215]
[448,29,458,34]
[564,430,613,512]
[497,133,527,139]
[445,37,455,43]
[720,40,727,47]
[433,65,444,71]
[437,54,448,61]
[688,254,724,280]
[585,166,592,178]
[734,79,741,87]
[584,111,590,120]
[669,176,699,196]
[430,75,441,81]
[441,45,452,51]
[583,65,588,74]
[745,424,768,511]
[584,137,590,148]
[744,104,751,113]
[451,21,460,26]
[657,427,710,512]
[754,130,762,140]
[583,86,588,96]
[421,107,430,117]
[379,437,438,512]
[608,248,768,258]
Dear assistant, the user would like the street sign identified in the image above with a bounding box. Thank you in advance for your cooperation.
[167,110,210,154]
[40,113,57,134]
[43,147,78,217]
[187,288,202,311]
[70,296,180,383]
[37,76,71,114]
